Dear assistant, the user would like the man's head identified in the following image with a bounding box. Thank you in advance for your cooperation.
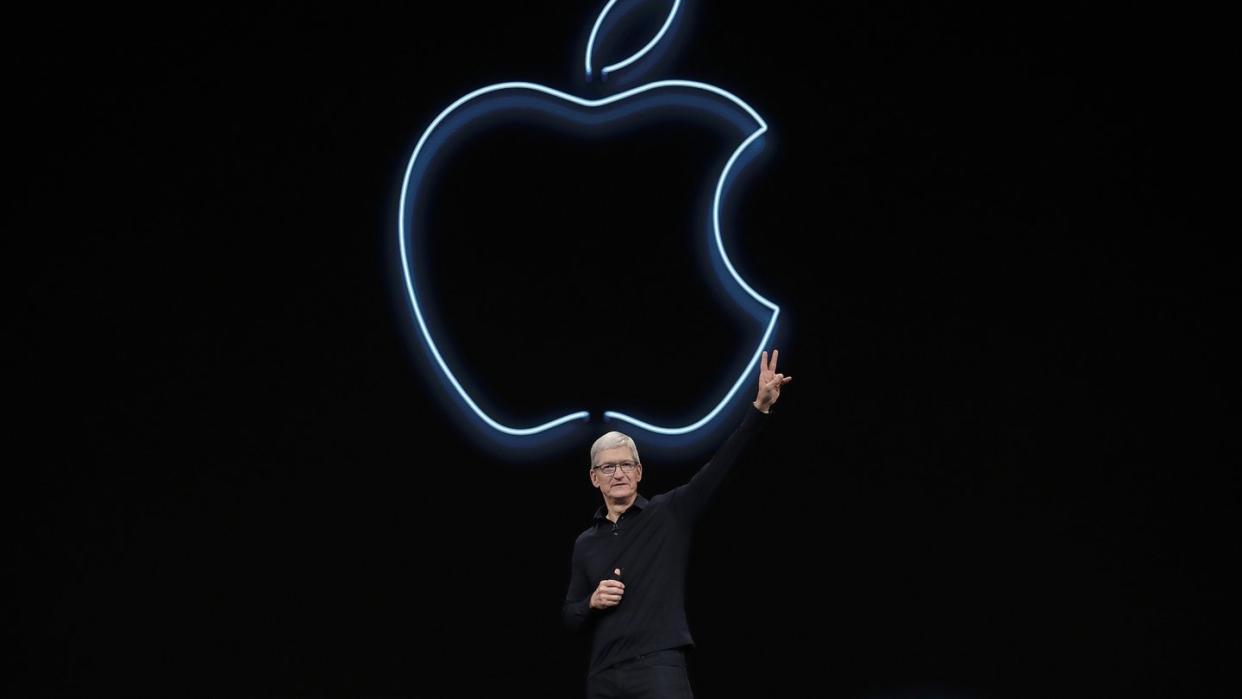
[589,430,643,499]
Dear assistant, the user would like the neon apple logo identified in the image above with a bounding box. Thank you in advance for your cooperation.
[396,0,780,448]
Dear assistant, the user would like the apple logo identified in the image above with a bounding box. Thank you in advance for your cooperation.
[394,0,781,451]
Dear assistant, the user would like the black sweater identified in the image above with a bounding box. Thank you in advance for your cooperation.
[561,403,771,676]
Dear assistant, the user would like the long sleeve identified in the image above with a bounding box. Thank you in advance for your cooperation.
[561,538,597,634]
[666,402,770,525]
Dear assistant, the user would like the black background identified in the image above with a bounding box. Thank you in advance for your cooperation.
[12,2,1234,697]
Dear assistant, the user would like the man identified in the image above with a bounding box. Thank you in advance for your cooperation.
[562,349,792,699]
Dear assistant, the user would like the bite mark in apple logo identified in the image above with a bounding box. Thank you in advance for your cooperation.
[394,0,782,449]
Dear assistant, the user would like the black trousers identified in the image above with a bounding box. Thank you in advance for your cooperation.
[586,647,694,699]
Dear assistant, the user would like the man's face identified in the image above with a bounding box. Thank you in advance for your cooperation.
[591,446,642,498]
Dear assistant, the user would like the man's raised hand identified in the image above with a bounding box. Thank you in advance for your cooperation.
[755,348,792,413]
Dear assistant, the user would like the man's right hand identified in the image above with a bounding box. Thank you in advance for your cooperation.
[589,570,625,610]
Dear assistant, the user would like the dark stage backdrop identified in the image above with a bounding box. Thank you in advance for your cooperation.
[12,2,1232,698]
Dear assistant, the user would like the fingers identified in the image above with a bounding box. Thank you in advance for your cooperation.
[760,349,781,376]
[765,374,791,388]
[595,579,626,608]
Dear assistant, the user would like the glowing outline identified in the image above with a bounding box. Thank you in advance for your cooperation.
[398,79,777,436]
[398,0,780,438]
[586,0,682,81]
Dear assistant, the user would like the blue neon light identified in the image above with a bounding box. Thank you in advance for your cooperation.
[396,2,780,439]
[586,0,682,81]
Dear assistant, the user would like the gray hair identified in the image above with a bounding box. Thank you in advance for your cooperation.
[589,430,641,468]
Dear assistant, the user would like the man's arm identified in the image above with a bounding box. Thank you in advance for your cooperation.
[665,401,771,525]
[561,539,598,634]
[665,348,791,525]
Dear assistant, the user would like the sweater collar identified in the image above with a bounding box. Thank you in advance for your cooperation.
[593,493,649,523]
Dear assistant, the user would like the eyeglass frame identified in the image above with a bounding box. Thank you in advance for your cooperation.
[591,460,641,476]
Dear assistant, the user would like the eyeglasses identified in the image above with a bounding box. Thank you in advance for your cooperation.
[592,460,639,476]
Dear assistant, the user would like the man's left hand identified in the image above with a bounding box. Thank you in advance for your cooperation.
[754,348,792,413]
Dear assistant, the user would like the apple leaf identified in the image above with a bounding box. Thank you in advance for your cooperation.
[585,0,682,81]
